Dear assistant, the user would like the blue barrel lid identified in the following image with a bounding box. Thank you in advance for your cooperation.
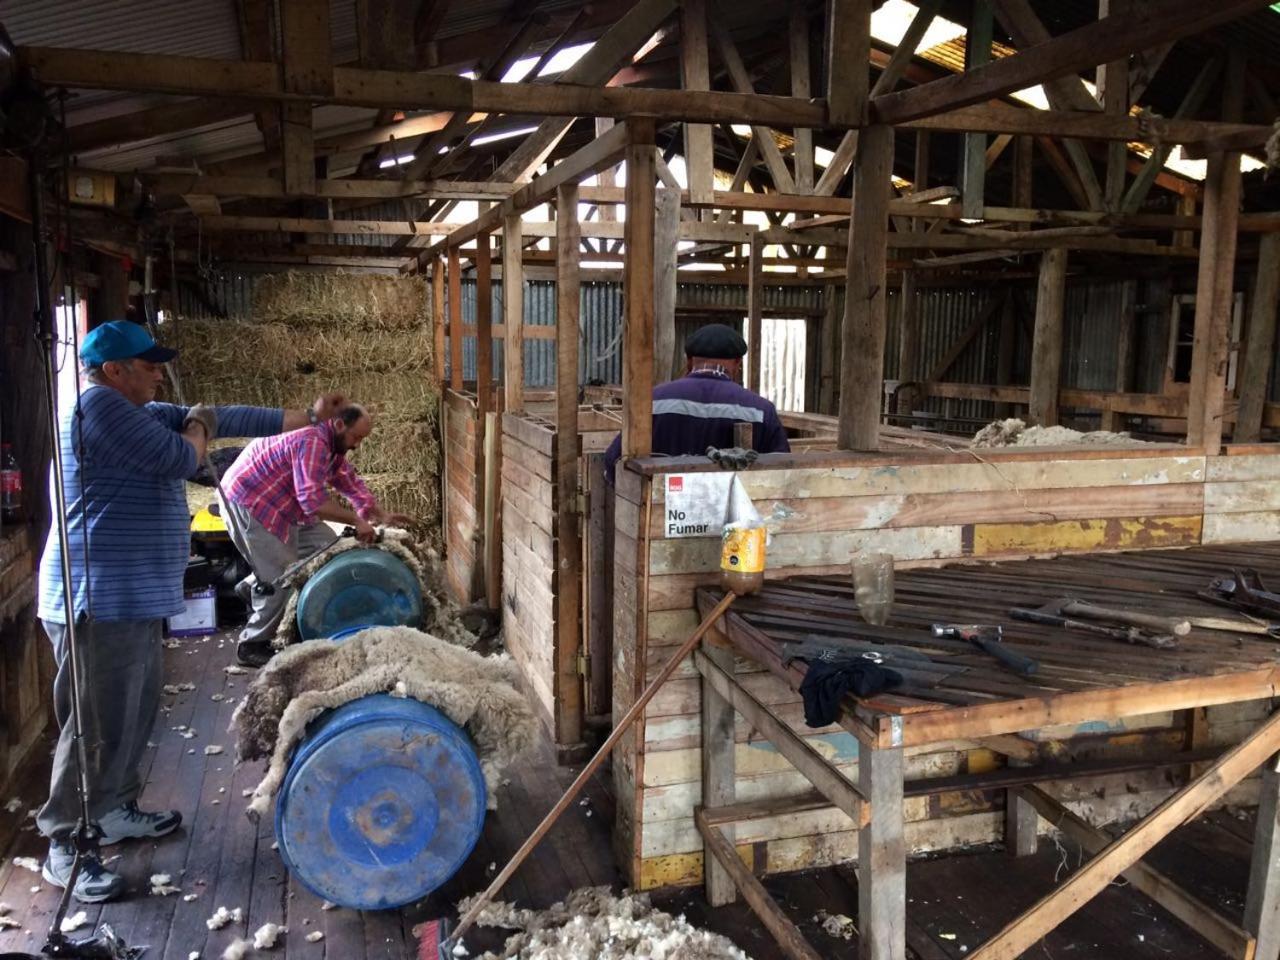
[295,549,422,641]
[275,694,487,910]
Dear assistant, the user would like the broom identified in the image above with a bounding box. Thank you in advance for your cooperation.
[417,591,737,960]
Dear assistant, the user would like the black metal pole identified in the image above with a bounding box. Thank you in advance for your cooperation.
[29,157,100,957]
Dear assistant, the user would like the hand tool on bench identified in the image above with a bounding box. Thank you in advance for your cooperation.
[1009,604,1178,650]
[1200,569,1280,620]
[1042,597,1190,637]
[1186,614,1280,640]
[420,591,737,959]
[931,623,1039,677]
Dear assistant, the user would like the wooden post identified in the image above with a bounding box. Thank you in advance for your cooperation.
[961,0,992,220]
[995,293,1017,417]
[837,124,893,451]
[747,232,764,393]
[476,232,493,412]
[1187,150,1242,451]
[1173,192,1196,249]
[1236,232,1280,443]
[278,0,330,196]
[1013,135,1033,218]
[622,119,657,460]
[818,283,840,414]
[1245,753,1280,959]
[555,183,584,752]
[859,742,905,960]
[913,130,931,195]
[1105,279,1137,430]
[1028,248,1068,427]
[474,230,494,603]
[1097,0,1130,211]
[680,0,714,207]
[447,245,463,392]
[895,270,919,416]
[790,3,814,192]
[432,254,446,387]
[502,214,525,413]
[700,640,737,906]
[654,188,680,382]
[826,0,872,127]
[1005,760,1039,858]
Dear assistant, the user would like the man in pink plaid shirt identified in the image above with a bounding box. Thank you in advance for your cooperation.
[221,404,410,666]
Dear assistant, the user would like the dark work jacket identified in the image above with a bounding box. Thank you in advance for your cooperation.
[604,371,790,484]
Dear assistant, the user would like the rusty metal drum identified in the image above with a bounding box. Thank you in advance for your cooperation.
[273,693,487,909]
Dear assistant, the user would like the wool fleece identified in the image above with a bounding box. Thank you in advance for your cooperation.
[232,625,536,819]
[452,886,753,960]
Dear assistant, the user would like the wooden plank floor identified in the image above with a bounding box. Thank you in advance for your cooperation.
[0,619,1267,959]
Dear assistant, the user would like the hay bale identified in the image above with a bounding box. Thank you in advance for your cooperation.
[252,272,428,329]
[165,271,441,545]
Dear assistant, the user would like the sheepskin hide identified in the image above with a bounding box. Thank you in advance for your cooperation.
[272,529,476,650]
[453,887,752,960]
[232,625,536,819]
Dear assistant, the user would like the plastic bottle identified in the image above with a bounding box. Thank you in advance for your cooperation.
[720,476,765,595]
[0,444,21,524]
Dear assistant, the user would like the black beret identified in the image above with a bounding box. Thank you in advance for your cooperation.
[685,323,747,359]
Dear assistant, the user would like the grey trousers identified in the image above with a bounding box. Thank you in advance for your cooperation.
[37,617,163,841]
[221,497,336,646]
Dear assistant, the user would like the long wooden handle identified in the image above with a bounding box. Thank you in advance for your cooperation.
[447,591,737,948]
[1063,601,1190,637]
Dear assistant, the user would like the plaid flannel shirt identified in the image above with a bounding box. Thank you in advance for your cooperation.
[223,421,378,541]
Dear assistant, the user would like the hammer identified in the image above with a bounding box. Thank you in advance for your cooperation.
[1010,599,1179,650]
[931,623,1039,677]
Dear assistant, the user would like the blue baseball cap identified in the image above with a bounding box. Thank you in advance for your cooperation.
[80,320,178,366]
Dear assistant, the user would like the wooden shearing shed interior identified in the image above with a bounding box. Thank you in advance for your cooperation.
[6,0,1280,957]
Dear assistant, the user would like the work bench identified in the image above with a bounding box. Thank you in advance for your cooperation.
[691,544,1280,960]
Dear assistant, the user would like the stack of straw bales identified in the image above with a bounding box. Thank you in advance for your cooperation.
[174,272,440,540]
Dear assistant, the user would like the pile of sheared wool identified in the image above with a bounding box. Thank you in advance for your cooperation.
[972,418,1147,448]
[456,886,752,960]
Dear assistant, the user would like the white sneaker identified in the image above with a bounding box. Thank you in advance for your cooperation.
[96,801,182,846]
[43,841,126,903]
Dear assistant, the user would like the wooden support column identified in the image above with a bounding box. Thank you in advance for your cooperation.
[859,742,905,960]
[1028,248,1067,427]
[1097,0,1129,211]
[447,245,463,392]
[995,289,1017,417]
[476,234,493,407]
[895,270,920,416]
[680,0,715,207]
[473,229,494,603]
[818,282,840,414]
[790,4,814,192]
[622,119,657,460]
[1005,760,1039,857]
[1187,149,1242,451]
[826,0,872,127]
[838,125,893,451]
[554,183,584,752]
[1236,233,1280,442]
[654,188,680,382]
[747,232,764,393]
[278,0,330,196]
[1013,136,1033,213]
[502,214,525,412]
[961,1,993,220]
[700,641,737,906]
[1246,753,1280,959]
[432,255,446,386]
[1103,279,1137,431]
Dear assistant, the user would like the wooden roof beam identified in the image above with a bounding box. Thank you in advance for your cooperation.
[871,0,1271,124]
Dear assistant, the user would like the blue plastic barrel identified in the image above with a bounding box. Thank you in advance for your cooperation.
[275,694,487,910]
[295,549,422,641]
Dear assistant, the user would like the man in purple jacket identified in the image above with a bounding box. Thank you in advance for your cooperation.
[605,323,790,483]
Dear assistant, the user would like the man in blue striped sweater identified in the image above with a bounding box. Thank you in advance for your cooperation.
[36,320,344,902]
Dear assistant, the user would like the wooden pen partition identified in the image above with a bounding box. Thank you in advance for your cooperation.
[611,444,1280,890]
